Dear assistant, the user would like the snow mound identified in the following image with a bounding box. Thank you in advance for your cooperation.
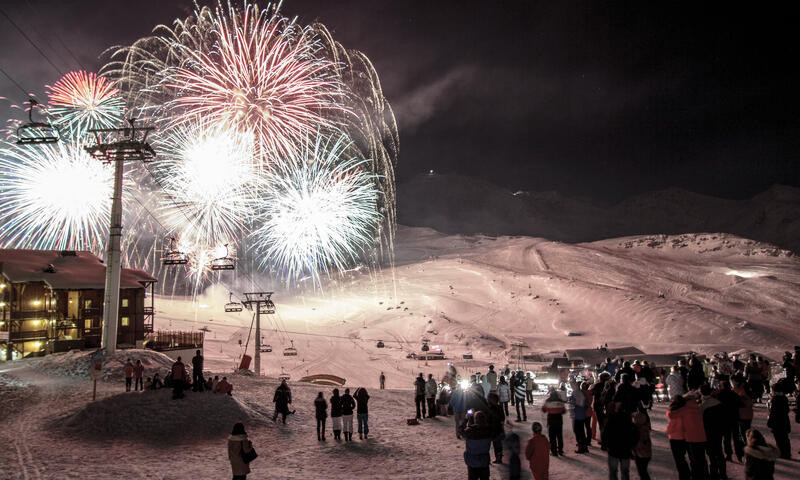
[25,349,181,382]
[49,389,267,442]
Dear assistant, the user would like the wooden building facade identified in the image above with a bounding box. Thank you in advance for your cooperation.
[0,249,156,360]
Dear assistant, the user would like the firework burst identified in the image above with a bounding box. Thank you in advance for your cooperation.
[0,141,114,251]
[250,134,381,286]
[46,71,125,139]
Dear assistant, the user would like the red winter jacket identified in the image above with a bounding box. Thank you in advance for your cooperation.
[682,399,707,443]
[666,407,686,440]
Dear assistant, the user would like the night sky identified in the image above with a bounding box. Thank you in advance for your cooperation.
[1,0,797,201]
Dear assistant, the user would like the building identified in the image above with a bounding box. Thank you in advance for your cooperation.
[0,249,156,360]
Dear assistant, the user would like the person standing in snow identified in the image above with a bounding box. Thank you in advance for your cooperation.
[767,382,791,459]
[354,387,370,439]
[497,376,511,417]
[314,392,328,441]
[451,382,467,439]
[171,356,186,399]
[133,359,144,391]
[228,422,255,480]
[425,374,438,419]
[272,379,293,424]
[124,359,134,392]
[330,388,343,440]
[191,349,204,392]
[542,388,566,456]
[525,422,550,480]
[340,387,356,441]
[513,371,527,422]
[414,373,426,419]
[486,365,498,392]
[379,371,386,390]
[460,411,493,480]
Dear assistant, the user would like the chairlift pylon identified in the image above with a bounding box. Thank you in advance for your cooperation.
[224,292,243,313]
[85,118,155,163]
[161,237,189,266]
[16,99,59,145]
[210,243,235,271]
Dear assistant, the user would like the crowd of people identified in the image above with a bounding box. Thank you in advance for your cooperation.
[121,350,235,399]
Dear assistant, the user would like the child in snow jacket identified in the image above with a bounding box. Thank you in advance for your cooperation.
[525,422,550,480]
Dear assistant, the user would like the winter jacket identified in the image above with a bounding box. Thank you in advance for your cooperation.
[461,425,492,468]
[425,378,437,398]
[486,370,497,390]
[666,373,686,399]
[171,361,185,381]
[744,444,777,480]
[354,388,370,414]
[414,377,425,396]
[602,410,636,459]
[666,406,686,440]
[124,363,134,378]
[734,386,754,420]
[314,397,328,420]
[497,383,511,403]
[227,434,253,476]
[133,364,144,378]
[340,393,355,416]
[525,433,550,480]
[330,394,342,417]
[541,398,566,426]
[767,393,790,432]
[632,410,652,459]
[191,354,203,373]
[683,398,707,443]
[450,388,467,413]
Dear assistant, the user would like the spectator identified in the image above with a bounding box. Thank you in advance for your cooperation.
[314,392,328,441]
[524,422,549,480]
[354,387,370,439]
[124,359,134,392]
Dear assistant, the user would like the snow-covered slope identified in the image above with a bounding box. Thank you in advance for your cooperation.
[154,227,800,389]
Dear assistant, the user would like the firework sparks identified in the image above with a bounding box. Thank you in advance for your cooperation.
[250,134,382,286]
[0,141,114,251]
[46,71,125,140]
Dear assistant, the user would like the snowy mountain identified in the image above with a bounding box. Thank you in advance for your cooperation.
[398,174,800,253]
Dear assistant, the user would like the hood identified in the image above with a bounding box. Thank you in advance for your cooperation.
[745,444,778,462]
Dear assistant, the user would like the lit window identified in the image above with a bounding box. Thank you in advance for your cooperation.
[121,317,129,327]
[121,299,128,308]
[84,299,92,309]
[85,319,92,329]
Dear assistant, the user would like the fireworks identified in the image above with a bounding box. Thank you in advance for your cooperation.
[107,1,346,162]
[151,122,256,250]
[250,134,382,285]
[0,141,113,251]
[46,71,125,139]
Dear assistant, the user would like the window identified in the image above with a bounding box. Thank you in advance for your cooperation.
[121,317,130,327]
[84,299,92,309]
[121,299,128,308]
[84,319,92,329]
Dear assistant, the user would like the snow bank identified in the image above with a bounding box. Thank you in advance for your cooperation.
[25,349,181,382]
[49,388,267,442]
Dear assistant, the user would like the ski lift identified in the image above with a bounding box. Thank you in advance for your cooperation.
[260,344,272,353]
[16,99,59,145]
[85,118,155,162]
[283,340,298,356]
[161,237,189,265]
[210,244,235,271]
[224,292,243,313]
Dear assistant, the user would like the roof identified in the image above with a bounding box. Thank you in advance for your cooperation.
[0,249,156,290]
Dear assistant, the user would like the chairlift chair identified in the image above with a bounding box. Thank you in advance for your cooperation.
[224,292,243,313]
[283,340,298,356]
[210,244,235,271]
[16,99,59,145]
